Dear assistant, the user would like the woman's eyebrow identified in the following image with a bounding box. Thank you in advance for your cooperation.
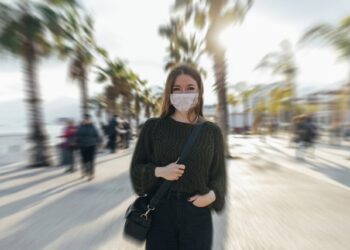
[173,83,195,87]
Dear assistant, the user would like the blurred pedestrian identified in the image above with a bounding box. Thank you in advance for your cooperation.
[62,119,77,173]
[129,65,227,250]
[76,114,101,181]
[296,115,318,159]
[290,115,301,147]
[107,115,118,153]
[57,120,70,167]
[122,119,131,149]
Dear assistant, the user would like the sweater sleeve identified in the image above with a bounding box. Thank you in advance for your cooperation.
[130,118,159,195]
[208,125,227,212]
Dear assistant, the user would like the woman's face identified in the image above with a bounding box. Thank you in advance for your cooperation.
[172,74,199,94]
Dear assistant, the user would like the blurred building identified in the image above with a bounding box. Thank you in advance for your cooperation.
[203,104,217,122]
[228,82,285,132]
[298,83,350,130]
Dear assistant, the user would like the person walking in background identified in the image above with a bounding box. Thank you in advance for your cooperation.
[302,115,318,158]
[107,115,118,153]
[292,115,301,145]
[62,119,77,173]
[296,114,318,160]
[76,114,101,181]
[57,121,70,167]
[122,119,131,149]
[130,64,227,250]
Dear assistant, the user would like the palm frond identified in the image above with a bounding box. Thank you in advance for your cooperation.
[299,24,335,44]
[172,0,193,11]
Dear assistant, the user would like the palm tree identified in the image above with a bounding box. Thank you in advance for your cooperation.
[58,7,96,118]
[121,70,141,123]
[141,87,153,119]
[300,15,350,124]
[88,94,107,124]
[102,85,118,119]
[151,87,164,116]
[133,92,142,133]
[0,0,75,167]
[256,40,298,123]
[241,87,258,134]
[252,98,267,137]
[268,87,292,124]
[173,0,253,157]
[96,57,129,118]
[227,93,239,132]
[159,18,206,76]
[132,79,148,134]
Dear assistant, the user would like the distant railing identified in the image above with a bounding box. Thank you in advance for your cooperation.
[0,133,58,167]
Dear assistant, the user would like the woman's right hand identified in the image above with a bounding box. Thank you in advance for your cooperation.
[155,161,186,181]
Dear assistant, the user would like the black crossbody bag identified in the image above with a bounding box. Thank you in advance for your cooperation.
[123,122,204,242]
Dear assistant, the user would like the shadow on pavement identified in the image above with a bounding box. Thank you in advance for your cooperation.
[0,171,65,196]
[0,178,84,219]
[0,171,133,250]
[261,139,350,188]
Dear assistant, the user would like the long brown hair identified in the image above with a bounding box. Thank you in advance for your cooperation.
[160,64,204,123]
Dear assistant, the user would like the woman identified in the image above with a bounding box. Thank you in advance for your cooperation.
[130,64,227,250]
[76,114,101,181]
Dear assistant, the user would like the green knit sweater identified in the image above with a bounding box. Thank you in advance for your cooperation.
[129,116,227,212]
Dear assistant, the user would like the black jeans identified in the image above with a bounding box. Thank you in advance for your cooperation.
[80,146,96,175]
[146,191,213,250]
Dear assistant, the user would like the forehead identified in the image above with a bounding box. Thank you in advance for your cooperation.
[173,74,198,87]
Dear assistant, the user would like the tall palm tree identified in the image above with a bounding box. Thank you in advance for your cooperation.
[0,0,75,167]
[256,40,298,123]
[121,70,141,123]
[103,85,118,119]
[132,79,147,134]
[227,93,239,131]
[141,87,153,119]
[88,93,107,125]
[159,18,206,76]
[252,98,266,134]
[300,15,350,123]
[268,87,291,124]
[150,86,164,116]
[96,57,129,118]
[241,87,257,133]
[173,0,253,157]
[58,7,95,118]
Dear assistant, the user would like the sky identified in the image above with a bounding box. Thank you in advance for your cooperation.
[0,0,350,129]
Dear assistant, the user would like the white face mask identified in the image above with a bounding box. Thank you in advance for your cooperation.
[170,93,199,113]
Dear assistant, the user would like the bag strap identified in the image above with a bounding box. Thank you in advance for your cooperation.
[148,122,204,210]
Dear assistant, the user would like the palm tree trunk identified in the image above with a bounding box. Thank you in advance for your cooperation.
[145,104,151,119]
[213,51,230,157]
[105,86,116,119]
[135,95,140,135]
[122,95,131,121]
[80,65,89,117]
[24,41,51,167]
